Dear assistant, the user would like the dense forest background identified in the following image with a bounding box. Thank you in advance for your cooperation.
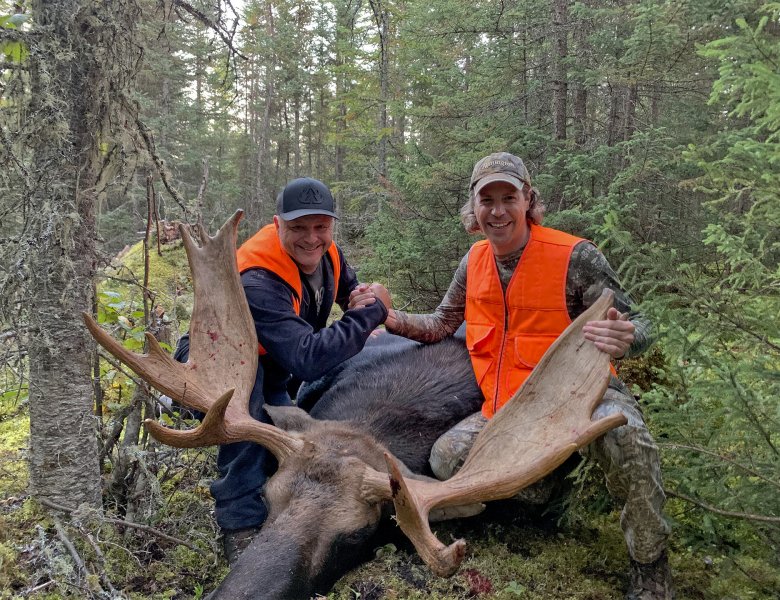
[0,0,778,598]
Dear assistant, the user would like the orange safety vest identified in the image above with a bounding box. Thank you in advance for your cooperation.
[236,223,341,355]
[465,223,612,418]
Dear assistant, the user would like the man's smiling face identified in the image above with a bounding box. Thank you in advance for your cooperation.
[474,180,530,257]
[275,214,334,274]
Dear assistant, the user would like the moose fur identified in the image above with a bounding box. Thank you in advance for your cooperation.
[208,333,483,599]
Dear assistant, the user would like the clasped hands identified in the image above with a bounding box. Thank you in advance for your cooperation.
[349,283,398,329]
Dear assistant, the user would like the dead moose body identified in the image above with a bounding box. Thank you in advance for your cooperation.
[216,334,483,599]
[84,212,625,600]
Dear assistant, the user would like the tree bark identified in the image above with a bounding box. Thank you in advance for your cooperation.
[335,0,358,183]
[552,0,568,141]
[572,2,590,147]
[625,80,638,140]
[369,0,390,181]
[27,0,137,509]
[606,83,622,147]
[253,0,275,221]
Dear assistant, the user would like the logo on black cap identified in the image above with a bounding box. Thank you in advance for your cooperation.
[300,187,324,205]
[277,177,339,220]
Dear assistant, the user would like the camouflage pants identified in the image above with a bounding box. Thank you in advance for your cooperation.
[429,378,671,564]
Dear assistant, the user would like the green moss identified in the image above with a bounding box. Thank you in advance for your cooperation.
[99,239,194,332]
[0,541,18,592]
[0,415,28,498]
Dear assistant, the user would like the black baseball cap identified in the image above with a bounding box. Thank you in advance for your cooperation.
[276,177,339,221]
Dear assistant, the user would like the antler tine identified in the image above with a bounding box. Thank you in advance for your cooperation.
[85,210,303,461]
[389,289,628,577]
[82,316,214,413]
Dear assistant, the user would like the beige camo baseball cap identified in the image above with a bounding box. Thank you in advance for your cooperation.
[470,152,531,195]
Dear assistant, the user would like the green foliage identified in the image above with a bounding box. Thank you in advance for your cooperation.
[94,240,191,404]
[0,12,29,64]
[601,0,780,565]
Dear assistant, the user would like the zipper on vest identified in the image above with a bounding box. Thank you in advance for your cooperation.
[492,243,527,415]
[494,305,508,415]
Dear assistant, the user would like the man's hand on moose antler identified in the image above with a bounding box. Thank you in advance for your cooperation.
[582,307,635,359]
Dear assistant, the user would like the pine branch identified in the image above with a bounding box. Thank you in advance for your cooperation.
[660,443,780,490]
[170,0,247,60]
[131,110,190,217]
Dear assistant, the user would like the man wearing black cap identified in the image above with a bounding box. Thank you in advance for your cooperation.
[352,153,673,599]
[175,177,388,564]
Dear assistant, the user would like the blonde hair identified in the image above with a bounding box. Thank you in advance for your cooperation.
[459,184,545,234]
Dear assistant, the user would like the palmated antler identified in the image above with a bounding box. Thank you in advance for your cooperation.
[378,290,627,577]
[83,210,303,461]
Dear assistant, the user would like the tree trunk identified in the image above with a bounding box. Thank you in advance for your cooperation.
[335,0,358,183]
[293,95,301,175]
[253,0,275,221]
[552,0,568,141]
[606,84,622,147]
[27,0,131,510]
[370,0,390,181]
[572,3,590,147]
[625,80,638,140]
[573,84,587,146]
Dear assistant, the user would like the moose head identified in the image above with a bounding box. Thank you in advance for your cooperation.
[84,211,625,599]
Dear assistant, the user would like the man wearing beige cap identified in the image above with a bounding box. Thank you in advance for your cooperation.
[350,152,673,599]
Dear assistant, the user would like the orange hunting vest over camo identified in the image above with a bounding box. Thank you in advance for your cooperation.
[466,223,595,418]
[236,223,341,355]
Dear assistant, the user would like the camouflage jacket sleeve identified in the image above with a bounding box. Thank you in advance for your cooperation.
[386,252,469,343]
[566,242,653,358]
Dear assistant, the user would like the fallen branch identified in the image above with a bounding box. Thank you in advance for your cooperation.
[39,498,207,555]
[666,489,780,524]
[52,515,104,595]
[79,524,119,596]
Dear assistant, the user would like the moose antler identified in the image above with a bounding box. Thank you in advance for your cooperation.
[83,210,303,460]
[381,290,627,577]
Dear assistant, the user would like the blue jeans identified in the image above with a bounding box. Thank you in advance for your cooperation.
[210,372,294,531]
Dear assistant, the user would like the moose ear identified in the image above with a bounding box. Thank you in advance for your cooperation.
[264,405,315,432]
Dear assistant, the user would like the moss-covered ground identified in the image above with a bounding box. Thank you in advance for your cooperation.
[326,493,779,600]
[3,399,778,600]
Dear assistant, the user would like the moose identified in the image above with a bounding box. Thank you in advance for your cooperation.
[83,211,625,599]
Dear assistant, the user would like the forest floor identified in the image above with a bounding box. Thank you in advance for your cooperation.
[327,495,778,600]
[2,400,778,600]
